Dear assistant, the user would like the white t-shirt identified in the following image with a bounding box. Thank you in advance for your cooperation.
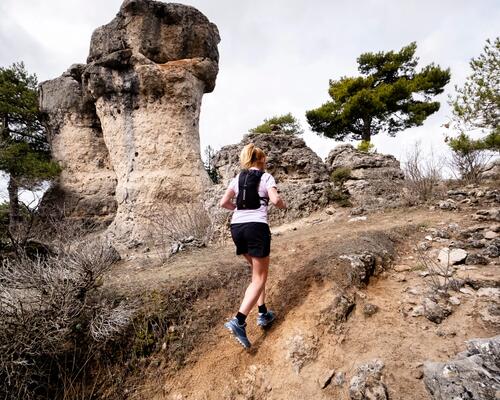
[229,168,277,224]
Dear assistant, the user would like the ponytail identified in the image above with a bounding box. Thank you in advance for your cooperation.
[240,143,266,169]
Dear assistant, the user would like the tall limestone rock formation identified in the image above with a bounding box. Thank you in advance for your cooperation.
[40,0,220,250]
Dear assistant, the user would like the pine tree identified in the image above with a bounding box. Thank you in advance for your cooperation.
[306,42,451,142]
[0,62,60,234]
[450,37,499,136]
[445,38,499,181]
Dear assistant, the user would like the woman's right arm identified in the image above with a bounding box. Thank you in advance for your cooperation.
[268,187,286,209]
[220,188,236,210]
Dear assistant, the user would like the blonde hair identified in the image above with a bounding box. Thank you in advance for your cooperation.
[240,143,266,169]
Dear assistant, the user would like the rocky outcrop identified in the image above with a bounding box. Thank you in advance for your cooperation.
[326,144,405,210]
[213,133,328,185]
[209,133,333,224]
[40,0,219,250]
[424,335,500,400]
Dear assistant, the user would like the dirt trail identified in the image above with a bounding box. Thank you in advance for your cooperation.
[107,207,447,293]
[106,206,498,400]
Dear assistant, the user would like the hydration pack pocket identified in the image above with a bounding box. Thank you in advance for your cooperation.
[236,170,268,209]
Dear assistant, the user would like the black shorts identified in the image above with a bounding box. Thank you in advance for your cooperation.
[230,222,271,258]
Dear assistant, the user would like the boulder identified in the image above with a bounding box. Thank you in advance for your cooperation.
[485,230,499,239]
[422,297,451,324]
[284,333,318,373]
[363,303,380,317]
[481,158,500,181]
[340,252,377,286]
[438,247,468,266]
[326,144,403,177]
[40,0,220,251]
[465,253,489,265]
[438,199,457,210]
[319,292,356,333]
[483,244,500,258]
[474,208,500,222]
[325,144,405,210]
[424,335,500,400]
[318,369,336,389]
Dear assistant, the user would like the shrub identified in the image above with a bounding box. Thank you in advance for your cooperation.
[250,113,304,135]
[325,185,352,207]
[356,140,375,153]
[145,204,215,262]
[403,141,444,202]
[331,167,352,187]
[445,132,493,183]
[416,248,461,296]
[0,240,132,399]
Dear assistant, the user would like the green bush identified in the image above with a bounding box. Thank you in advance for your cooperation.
[357,140,375,153]
[331,167,352,186]
[326,187,352,207]
[250,113,303,135]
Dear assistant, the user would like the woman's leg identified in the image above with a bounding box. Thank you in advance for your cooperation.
[238,256,269,316]
[242,254,267,307]
[257,286,265,307]
[242,253,253,268]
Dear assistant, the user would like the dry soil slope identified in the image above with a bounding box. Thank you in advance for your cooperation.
[114,206,498,400]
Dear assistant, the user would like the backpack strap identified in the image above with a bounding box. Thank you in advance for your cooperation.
[256,171,270,206]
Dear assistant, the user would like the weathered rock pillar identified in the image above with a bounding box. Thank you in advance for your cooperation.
[39,64,117,224]
[40,0,220,250]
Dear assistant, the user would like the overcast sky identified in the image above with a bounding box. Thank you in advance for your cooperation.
[1,0,499,191]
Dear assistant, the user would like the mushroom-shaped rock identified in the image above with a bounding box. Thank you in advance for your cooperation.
[40,0,220,251]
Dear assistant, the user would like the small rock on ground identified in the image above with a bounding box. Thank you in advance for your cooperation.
[438,247,468,265]
[349,359,388,400]
[318,369,335,389]
[363,303,380,317]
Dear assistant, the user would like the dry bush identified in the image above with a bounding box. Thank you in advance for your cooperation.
[0,194,44,258]
[32,203,104,253]
[415,249,461,296]
[0,240,134,400]
[367,169,406,204]
[448,148,493,184]
[403,141,445,203]
[145,203,219,262]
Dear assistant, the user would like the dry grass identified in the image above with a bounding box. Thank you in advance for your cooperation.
[96,263,250,399]
[403,141,446,204]
[144,203,222,263]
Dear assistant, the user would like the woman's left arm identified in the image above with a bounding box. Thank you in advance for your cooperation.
[220,188,236,210]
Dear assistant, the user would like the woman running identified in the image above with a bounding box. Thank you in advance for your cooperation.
[219,143,286,348]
